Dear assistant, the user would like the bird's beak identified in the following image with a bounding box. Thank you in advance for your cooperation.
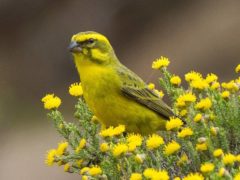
[68,41,82,53]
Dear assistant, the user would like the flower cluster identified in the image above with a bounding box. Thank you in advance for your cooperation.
[42,60,240,179]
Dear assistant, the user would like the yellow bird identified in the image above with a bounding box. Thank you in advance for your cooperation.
[69,31,175,134]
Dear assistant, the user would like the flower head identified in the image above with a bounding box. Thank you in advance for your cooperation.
[154,89,164,98]
[223,153,236,165]
[42,94,61,110]
[190,79,209,90]
[89,166,102,176]
[166,117,183,131]
[177,128,193,138]
[148,83,155,90]
[130,173,142,180]
[63,163,70,172]
[213,149,223,157]
[221,91,230,99]
[69,82,83,96]
[127,133,143,147]
[183,173,204,180]
[195,98,212,110]
[185,71,202,82]
[164,141,181,155]
[112,143,128,157]
[196,143,208,151]
[45,149,57,166]
[200,162,215,173]
[211,82,220,90]
[194,113,202,122]
[146,134,164,150]
[222,80,239,91]
[56,142,68,156]
[143,168,169,180]
[152,56,170,69]
[176,93,196,107]
[100,125,125,137]
[100,143,109,152]
[170,75,181,86]
[206,73,218,84]
[235,64,240,73]
[76,139,86,153]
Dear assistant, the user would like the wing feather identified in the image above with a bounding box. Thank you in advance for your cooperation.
[117,65,174,119]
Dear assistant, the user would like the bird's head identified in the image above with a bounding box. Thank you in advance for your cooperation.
[69,31,116,64]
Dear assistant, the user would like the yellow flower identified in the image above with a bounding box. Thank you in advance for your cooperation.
[164,141,181,155]
[130,173,142,180]
[170,75,181,86]
[127,133,143,147]
[82,176,88,180]
[190,79,209,90]
[221,90,230,99]
[213,149,223,157]
[234,173,240,180]
[236,154,240,162]
[75,159,83,168]
[211,82,220,90]
[222,80,239,91]
[56,142,68,156]
[80,167,90,175]
[166,117,183,131]
[152,56,170,69]
[143,168,158,179]
[223,153,236,165]
[218,167,226,177]
[42,94,61,110]
[112,143,128,157]
[113,124,126,135]
[206,73,218,84]
[99,126,115,137]
[148,83,155,90]
[176,93,196,107]
[174,177,181,180]
[45,149,57,166]
[146,134,164,150]
[177,153,189,166]
[76,139,86,153]
[235,64,240,73]
[128,142,137,152]
[195,98,212,110]
[154,89,164,98]
[200,162,215,173]
[143,168,169,180]
[180,109,188,117]
[89,166,102,176]
[183,173,204,180]
[100,143,109,152]
[210,127,218,136]
[196,143,208,151]
[177,128,193,138]
[64,163,70,172]
[69,82,83,96]
[41,94,54,102]
[135,154,146,164]
[185,71,202,82]
[194,113,202,122]
[99,125,125,137]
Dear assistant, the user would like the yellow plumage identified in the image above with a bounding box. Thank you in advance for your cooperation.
[69,31,174,134]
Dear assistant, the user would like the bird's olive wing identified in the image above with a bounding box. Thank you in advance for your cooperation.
[121,86,174,119]
[117,65,174,119]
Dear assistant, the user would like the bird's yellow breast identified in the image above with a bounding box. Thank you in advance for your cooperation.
[75,58,165,134]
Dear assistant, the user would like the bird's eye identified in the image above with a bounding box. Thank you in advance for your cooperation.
[88,38,95,44]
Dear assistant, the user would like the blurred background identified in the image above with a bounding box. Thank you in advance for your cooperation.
[1,0,240,179]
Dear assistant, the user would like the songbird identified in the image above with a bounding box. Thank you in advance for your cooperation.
[69,31,175,134]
